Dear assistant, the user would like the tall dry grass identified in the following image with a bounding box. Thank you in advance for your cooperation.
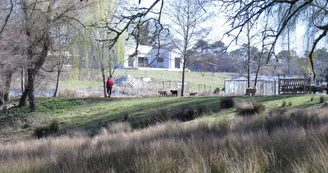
[2,108,328,172]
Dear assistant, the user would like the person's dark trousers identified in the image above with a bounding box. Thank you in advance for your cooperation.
[107,87,112,97]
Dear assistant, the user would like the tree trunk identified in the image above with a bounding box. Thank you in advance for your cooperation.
[19,68,35,111]
[21,68,25,93]
[101,65,107,97]
[287,29,291,75]
[254,62,261,88]
[247,22,251,88]
[3,71,13,101]
[181,57,187,97]
[53,69,61,97]
[19,37,49,111]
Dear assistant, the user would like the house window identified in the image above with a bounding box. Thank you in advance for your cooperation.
[157,57,164,62]
[128,57,134,67]
[175,58,181,69]
[138,57,148,67]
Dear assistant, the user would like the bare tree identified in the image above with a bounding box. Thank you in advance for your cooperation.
[16,0,88,111]
[219,0,328,81]
[164,0,213,96]
[0,0,13,37]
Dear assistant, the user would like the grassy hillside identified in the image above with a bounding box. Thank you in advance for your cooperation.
[0,94,325,142]
[61,69,230,90]
[1,95,328,172]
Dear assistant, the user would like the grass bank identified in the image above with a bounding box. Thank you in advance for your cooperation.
[61,69,230,90]
[1,94,328,172]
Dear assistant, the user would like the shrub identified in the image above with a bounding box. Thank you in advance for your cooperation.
[310,95,314,101]
[235,99,265,116]
[281,99,287,107]
[195,104,207,117]
[290,109,319,129]
[123,112,129,122]
[101,122,132,135]
[288,101,292,106]
[34,126,51,139]
[33,119,59,138]
[320,96,325,103]
[220,97,234,109]
[265,109,320,134]
[148,109,170,125]
[264,109,287,134]
[48,120,59,133]
[59,89,80,98]
[173,107,195,122]
[322,101,328,108]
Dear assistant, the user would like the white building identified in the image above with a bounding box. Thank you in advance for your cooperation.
[124,45,183,71]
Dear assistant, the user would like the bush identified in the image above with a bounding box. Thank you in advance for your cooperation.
[265,109,320,134]
[49,120,59,133]
[123,112,129,122]
[310,95,314,101]
[290,109,319,129]
[34,119,59,138]
[320,96,325,103]
[220,97,234,109]
[196,104,207,117]
[288,101,292,106]
[173,107,195,122]
[281,99,287,107]
[235,99,265,116]
[59,89,80,98]
[100,122,132,135]
[148,109,170,125]
[264,109,287,134]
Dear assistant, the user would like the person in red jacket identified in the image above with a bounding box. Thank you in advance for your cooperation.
[106,76,114,97]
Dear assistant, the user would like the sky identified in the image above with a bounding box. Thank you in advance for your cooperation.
[134,0,321,56]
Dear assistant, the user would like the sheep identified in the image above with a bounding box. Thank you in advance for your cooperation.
[170,90,178,97]
[158,91,167,97]
[245,88,257,96]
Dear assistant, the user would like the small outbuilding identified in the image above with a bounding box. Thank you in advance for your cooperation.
[224,75,306,96]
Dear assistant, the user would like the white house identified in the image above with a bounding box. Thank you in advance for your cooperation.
[124,45,184,71]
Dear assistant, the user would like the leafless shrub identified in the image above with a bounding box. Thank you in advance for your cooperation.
[281,99,287,107]
[320,95,325,103]
[58,89,80,98]
[235,99,265,116]
[220,97,234,109]
[147,109,169,126]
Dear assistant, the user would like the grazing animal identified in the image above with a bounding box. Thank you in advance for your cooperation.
[158,91,167,97]
[189,92,197,96]
[213,88,221,95]
[245,88,257,96]
[171,90,178,96]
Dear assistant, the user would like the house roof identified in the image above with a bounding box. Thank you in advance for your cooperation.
[125,45,153,56]
[125,45,181,57]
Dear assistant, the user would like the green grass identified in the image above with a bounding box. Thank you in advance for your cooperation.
[2,95,328,172]
[61,80,103,89]
[61,69,230,90]
[1,94,327,143]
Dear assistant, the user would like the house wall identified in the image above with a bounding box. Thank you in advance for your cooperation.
[147,49,170,68]
[224,80,278,95]
[124,46,184,71]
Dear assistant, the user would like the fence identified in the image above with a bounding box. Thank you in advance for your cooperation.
[278,78,311,95]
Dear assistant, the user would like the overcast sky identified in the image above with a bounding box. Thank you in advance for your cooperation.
[134,0,319,56]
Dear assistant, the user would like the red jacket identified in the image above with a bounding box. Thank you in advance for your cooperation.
[106,79,113,88]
